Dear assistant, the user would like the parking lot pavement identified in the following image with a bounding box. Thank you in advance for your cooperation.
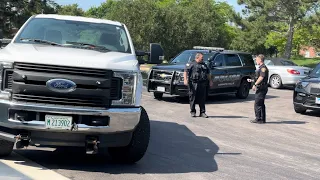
[8,88,320,180]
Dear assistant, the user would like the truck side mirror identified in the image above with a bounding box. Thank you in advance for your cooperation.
[148,43,164,64]
[135,43,164,64]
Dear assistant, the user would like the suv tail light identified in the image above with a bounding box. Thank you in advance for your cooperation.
[287,69,300,75]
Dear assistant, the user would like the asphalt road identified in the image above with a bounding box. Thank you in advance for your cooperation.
[8,87,320,180]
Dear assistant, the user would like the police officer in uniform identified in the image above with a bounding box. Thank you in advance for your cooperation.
[250,54,269,124]
[184,52,213,118]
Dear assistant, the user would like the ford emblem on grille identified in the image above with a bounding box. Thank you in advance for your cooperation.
[46,79,76,93]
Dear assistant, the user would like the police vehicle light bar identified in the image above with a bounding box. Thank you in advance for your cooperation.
[193,46,224,51]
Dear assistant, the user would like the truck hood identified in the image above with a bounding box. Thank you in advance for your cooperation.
[301,76,320,83]
[0,43,139,71]
[152,63,185,71]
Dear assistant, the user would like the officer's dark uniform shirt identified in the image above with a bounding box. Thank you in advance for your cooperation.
[184,61,210,83]
[255,64,269,89]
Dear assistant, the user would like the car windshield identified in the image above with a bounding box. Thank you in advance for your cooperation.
[170,51,215,64]
[14,17,131,53]
[309,64,320,78]
[281,60,297,66]
[264,60,274,65]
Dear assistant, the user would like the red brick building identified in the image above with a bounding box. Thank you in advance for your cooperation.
[299,46,319,58]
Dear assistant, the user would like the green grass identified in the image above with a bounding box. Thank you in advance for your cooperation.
[291,57,320,68]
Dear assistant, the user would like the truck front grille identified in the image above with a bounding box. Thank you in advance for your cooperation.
[14,62,109,78]
[310,87,320,94]
[152,70,173,81]
[12,94,105,107]
[1,62,122,108]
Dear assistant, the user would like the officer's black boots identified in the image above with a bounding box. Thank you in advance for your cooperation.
[250,119,265,124]
[200,113,208,118]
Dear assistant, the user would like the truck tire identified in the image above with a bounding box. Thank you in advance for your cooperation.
[294,104,307,114]
[236,79,250,99]
[270,74,282,89]
[108,107,150,164]
[0,140,14,157]
[153,92,163,100]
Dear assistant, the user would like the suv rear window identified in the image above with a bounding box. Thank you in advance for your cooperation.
[238,53,255,66]
[224,54,242,66]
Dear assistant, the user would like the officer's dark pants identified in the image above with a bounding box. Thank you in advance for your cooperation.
[188,81,207,114]
[254,88,268,122]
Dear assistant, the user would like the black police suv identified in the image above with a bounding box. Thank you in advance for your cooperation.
[146,46,256,100]
[293,62,320,114]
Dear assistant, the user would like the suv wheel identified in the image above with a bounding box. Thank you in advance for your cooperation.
[294,104,307,114]
[270,75,282,89]
[153,92,163,100]
[108,107,150,164]
[0,139,14,157]
[236,79,250,99]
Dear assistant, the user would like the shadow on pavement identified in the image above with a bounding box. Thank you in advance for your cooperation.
[157,93,279,105]
[265,121,308,124]
[13,120,240,174]
[208,115,248,118]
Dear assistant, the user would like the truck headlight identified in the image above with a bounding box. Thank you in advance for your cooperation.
[0,61,13,100]
[174,71,184,84]
[112,71,137,106]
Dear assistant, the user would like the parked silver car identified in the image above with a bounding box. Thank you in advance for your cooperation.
[254,58,312,89]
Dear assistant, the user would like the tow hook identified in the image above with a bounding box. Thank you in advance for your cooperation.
[15,133,31,149]
[85,136,100,155]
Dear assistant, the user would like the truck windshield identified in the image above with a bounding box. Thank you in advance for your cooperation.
[310,64,320,78]
[14,17,132,53]
[170,51,215,64]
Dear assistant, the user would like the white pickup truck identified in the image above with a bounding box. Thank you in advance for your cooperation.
[0,14,163,164]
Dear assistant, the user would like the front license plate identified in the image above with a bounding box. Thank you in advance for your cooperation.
[316,97,320,104]
[45,115,72,130]
[157,86,165,92]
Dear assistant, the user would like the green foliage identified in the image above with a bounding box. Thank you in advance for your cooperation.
[0,0,58,38]
[238,0,320,58]
[1,0,319,61]
[291,57,320,68]
[56,4,85,16]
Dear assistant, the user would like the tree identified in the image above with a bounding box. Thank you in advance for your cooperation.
[56,4,85,16]
[238,0,319,59]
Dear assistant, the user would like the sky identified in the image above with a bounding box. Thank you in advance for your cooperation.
[55,0,245,13]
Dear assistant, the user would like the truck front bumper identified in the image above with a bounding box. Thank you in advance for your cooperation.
[0,100,141,147]
[148,81,189,96]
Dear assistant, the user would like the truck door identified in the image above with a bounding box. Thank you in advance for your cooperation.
[208,54,229,94]
[223,54,243,90]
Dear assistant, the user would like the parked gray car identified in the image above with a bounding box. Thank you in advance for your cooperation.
[254,58,312,89]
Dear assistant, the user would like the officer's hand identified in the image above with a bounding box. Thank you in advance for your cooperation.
[184,80,188,86]
[252,85,256,91]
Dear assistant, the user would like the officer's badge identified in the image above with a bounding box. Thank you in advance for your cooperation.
[186,63,190,66]
[202,65,206,69]
[261,68,266,72]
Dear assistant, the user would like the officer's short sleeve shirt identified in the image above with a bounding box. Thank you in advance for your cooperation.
[259,65,267,78]
[184,61,194,72]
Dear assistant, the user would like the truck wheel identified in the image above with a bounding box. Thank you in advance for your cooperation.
[0,140,14,157]
[294,104,307,114]
[153,92,163,100]
[108,107,150,164]
[236,79,250,99]
[270,75,282,89]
